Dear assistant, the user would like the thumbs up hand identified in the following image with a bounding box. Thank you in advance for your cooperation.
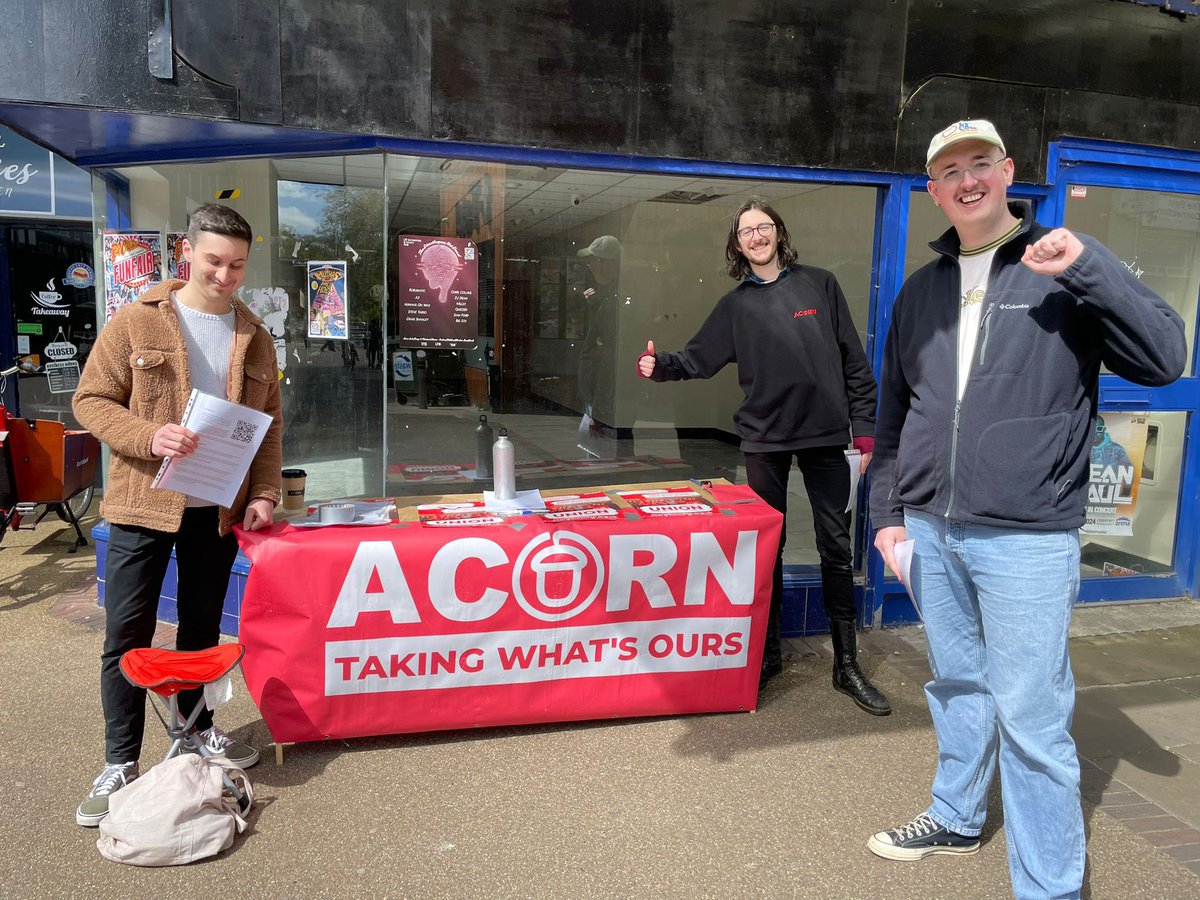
[637,340,657,378]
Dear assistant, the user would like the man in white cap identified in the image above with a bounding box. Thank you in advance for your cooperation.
[576,235,623,440]
[867,120,1186,897]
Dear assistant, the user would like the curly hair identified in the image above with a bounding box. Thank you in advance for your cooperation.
[724,199,798,280]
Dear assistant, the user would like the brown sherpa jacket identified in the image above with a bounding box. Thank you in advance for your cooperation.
[73,280,282,535]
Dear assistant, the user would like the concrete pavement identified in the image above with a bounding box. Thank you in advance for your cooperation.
[1,514,1198,898]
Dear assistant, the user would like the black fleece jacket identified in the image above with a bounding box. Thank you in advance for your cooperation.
[871,204,1187,532]
[649,265,876,452]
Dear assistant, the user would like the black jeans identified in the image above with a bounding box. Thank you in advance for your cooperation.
[744,446,858,665]
[101,507,239,763]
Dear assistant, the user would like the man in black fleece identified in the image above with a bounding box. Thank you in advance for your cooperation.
[637,199,888,715]
[866,120,1186,898]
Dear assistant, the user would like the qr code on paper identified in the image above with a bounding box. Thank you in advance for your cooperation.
[231,420,256,443]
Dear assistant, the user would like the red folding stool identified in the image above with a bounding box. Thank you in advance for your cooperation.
[120,644,250,808]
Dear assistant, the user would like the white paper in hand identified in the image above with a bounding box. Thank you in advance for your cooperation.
[894,539,916,603]
[843,449,862,513]
[152,390,273,507]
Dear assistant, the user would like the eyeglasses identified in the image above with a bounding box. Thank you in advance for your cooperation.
[930,157,1007,186]
[737,222,776,241]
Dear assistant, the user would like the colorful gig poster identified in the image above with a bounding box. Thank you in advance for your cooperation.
[307,260,348,340]
[166,232,190,282]
[1082,413,1149,537]
[103,232,162,321]
[396,236,478,348]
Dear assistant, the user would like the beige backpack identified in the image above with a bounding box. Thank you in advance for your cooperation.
[97,754,254,866]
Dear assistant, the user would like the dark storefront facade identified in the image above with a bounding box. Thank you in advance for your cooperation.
[1,0,1197,632]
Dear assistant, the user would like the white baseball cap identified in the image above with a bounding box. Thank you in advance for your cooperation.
[926,120,1007,170]
[577,234,622,260]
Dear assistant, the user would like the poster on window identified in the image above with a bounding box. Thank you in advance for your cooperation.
[103,232,162,320]
[166,232,190,282]
[1081,413,1149,537]
[307,260,348,340]
[396,236,478,349]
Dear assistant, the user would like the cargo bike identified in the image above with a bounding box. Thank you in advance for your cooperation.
[0,364,99,551]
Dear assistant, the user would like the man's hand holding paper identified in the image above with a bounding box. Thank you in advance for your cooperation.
[151,423,200,459]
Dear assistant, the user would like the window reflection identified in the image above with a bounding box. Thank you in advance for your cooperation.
[1065,186,1198,373]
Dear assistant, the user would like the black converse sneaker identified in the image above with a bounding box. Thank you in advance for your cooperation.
[867,812,981,861]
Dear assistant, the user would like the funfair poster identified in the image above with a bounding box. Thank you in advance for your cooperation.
[166,232,190,282]
[103,232,162,320]
[1082,413,1149,537]
[307,260,348,340]
[396,236,479,348]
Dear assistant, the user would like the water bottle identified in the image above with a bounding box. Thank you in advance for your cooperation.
[493,427,515,500]
[475,414,494,479]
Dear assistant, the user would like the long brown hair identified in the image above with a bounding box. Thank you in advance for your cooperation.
[724,199,798,280]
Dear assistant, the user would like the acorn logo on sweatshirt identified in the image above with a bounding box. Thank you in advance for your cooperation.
[793,309,817,318]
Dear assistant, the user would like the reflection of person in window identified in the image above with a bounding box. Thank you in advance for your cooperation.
[576,235,622,431]
[636,201,885,715]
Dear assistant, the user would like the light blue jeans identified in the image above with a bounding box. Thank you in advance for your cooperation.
[905,509,1084,900]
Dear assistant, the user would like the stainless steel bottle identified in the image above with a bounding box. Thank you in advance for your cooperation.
[492,427,515,500]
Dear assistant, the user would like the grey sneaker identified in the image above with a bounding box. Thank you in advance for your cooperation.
[867,813,981,861]
[189,725,260,769]
[76,761,139,827]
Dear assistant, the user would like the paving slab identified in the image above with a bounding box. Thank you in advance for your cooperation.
[1086,751,1200,834]
[1075,683,1200,752]
[1175,676,1200,699]
[1071,626,1200,688]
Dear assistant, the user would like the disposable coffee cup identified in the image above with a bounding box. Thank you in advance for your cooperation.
[281,468,307,512]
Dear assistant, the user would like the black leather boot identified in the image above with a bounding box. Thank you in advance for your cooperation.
[759,597,784,689]
[830,620,891,716]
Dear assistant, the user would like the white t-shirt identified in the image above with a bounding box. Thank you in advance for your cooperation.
[956,249,996,400]
[172,294,236,507]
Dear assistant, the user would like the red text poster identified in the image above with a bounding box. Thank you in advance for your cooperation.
[396,236,478,348]
[103,232,162,320]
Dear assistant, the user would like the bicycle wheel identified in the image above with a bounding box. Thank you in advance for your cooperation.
[56,483,95,523]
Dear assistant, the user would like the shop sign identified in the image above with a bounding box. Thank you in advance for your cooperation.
[393,350,414,382]
[29,278,70,317]
[64,262,95,289]
[0,127,53,215]
[45,360,81,394]
[43,338,78,360]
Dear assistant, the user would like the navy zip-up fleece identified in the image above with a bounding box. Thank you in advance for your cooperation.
[649,265,876,452]
[871,204,1186,531]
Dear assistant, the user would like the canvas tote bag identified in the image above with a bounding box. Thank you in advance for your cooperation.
[97,754,254,866]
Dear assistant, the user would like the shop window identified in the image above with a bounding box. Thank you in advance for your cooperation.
[384,154,879,567]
